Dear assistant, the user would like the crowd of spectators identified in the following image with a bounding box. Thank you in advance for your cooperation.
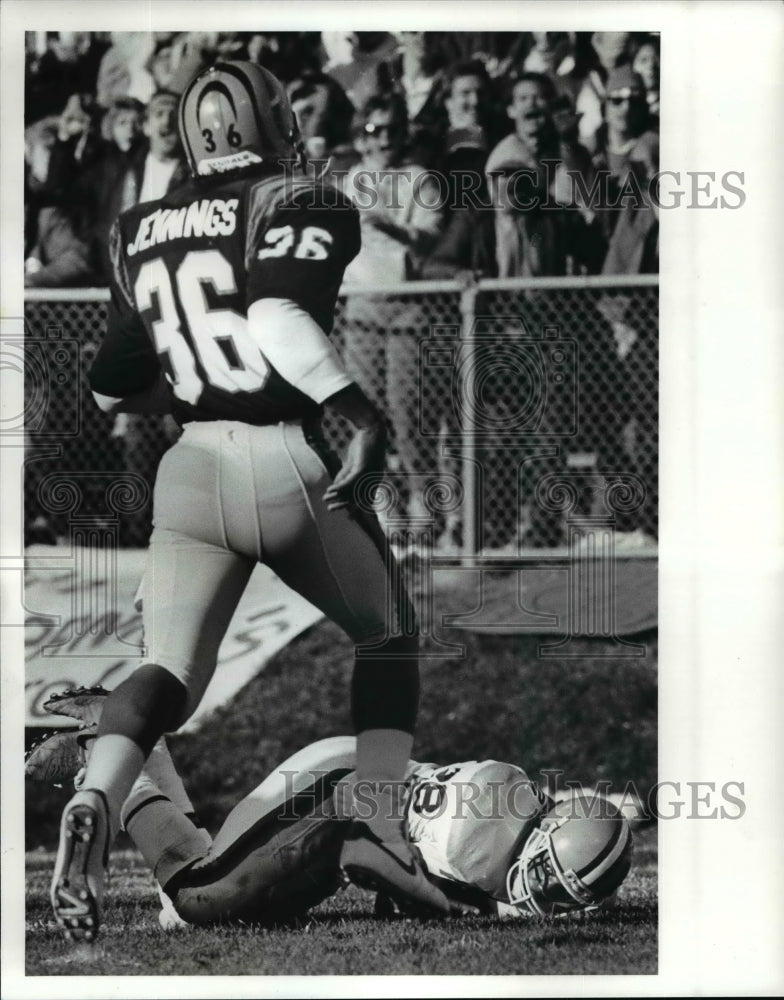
[24,29,660,286]
[24,30,659,547]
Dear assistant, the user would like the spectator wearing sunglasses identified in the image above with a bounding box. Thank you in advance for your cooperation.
[591,65,658,239]
[342,94,444,529]
[597,66,655,175]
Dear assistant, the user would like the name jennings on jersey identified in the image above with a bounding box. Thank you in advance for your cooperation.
[90,171,361,427]
[405,759,552,917]
[125,198,240,257]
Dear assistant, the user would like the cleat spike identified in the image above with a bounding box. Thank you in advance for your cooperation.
[50,791,108,943]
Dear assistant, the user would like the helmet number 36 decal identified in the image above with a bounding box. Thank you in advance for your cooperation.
[134,250,270,402]
[202,123,243,153]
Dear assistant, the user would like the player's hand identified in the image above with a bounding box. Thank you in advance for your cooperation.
[323,425,386,511]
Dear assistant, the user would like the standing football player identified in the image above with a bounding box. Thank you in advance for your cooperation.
[50,61,452,943]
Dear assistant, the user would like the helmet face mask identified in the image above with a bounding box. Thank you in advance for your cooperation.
[179,61,305,178]
[506,795,633,918]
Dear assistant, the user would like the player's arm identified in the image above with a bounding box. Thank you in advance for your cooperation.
[246,188,381,508]
[321,383,386,510]
[246,297,385,510]
[89,220,171,416]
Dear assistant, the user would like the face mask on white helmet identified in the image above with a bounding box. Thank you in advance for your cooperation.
[506,794,633,917]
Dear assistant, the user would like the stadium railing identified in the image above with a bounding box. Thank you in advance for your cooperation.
[23,276,658,557]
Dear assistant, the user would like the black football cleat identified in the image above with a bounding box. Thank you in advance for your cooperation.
[51,789,110,942]
[25,731,88,785]
[43,686,109,726]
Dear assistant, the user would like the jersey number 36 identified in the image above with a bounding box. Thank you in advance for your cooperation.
[134,249,270,403]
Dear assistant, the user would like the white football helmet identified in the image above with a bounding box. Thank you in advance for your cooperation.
[506,793,633,917]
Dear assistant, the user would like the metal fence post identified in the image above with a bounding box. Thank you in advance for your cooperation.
[459,281,478,558]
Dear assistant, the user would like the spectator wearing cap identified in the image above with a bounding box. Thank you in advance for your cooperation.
[595,65,657,180]
[573,31,635,153]
[590,64,658,241]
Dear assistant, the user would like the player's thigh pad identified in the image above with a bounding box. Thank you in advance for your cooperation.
[142,528,253,719]
[261,422,414,644]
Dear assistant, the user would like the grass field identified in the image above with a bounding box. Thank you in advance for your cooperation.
[25,619,657,977]
[25,825,657,977]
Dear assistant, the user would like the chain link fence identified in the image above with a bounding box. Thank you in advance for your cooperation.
[22,276,657,553]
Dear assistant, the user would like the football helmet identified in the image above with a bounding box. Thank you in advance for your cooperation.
[179,60,305,178]
[506,793,633,917]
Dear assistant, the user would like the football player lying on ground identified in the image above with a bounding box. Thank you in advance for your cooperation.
[29,688,633,926]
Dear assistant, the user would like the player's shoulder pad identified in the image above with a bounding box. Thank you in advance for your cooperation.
[249,172,355,214]
[246,173,358,269]
[462,760,549,814]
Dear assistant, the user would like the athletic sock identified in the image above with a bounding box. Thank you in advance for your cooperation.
[79,734,146,840]
[123,794,211,887]
[355,728,413,782]
[141,737,197,817]
[354,728,414,837]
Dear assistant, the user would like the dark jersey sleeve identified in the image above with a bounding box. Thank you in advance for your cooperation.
[89,219,162,398]
[246,184,360,333]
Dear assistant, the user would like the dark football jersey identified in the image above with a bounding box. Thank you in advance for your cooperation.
[89,171,360,425]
